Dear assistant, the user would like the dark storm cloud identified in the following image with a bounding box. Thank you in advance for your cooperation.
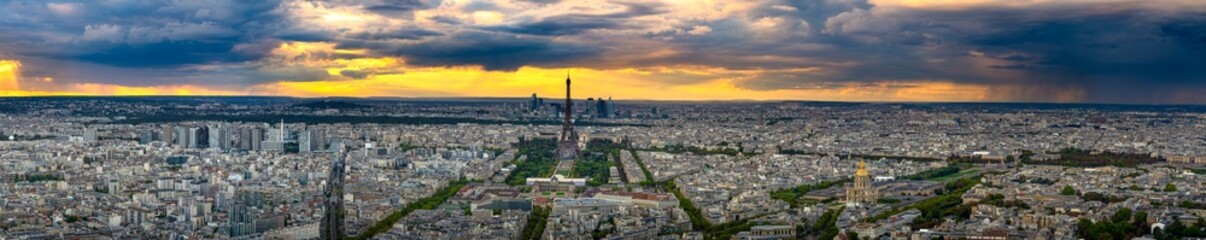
[429,15,464,25]
[75,41,252,68]
[361,0,441,19]
[340,69,373,79]
[1161,22,1206,44]
[0,0,285,68]
[347,28,444,40]
[274,29,338,42]
[339,69,402,79]
[703,1,1206,103]
[385,31,603,71]
[950,11,1206,85]
[483,1,665,36]
[485,15,626,36]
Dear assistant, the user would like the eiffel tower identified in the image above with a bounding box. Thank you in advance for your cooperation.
[554,72,580,160]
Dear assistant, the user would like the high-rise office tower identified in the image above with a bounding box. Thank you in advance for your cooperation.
[209,125,226,151]
[187,128,199,149]
[176,126,189,147]
[608,96,615,117]
[530,93,539,111]
[595,97,608,118]
[196,126,209,149]
[314,131,325,151]
[251,127,263,151]
[138,130,158,145]
[219,126,229,149]
[238,127,253,151]
[185,126,210,149]
[161,125,174,146]
[300,129,325,153]
[261,120,286,152]
[299,130,313,153]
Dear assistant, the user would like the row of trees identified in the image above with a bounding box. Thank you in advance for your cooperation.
[505,138,558,186]
[1081,192,1127,203]
[981,193,1031,209]
[903,165,963,180]
[1012,175,1057,184]
[351,180,469,240]
[813,207,845,240]
[866,177,981,226]
[1154,217,1206,239]
[570,139,624,186]
[1076,207,1206,240]
[663,179,711,230]
[1076,207,1150,240]
[644,144,744,156]
[769,178,850,208]
[1180,200,1206,209]
[519,206,550,240]
[12,173,63,183]
[1041,147,1163,167]
[628,149,655,182]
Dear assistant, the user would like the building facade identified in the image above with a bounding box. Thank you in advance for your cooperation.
[846,159,879,205]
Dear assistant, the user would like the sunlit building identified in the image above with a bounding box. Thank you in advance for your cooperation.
[846,159,879,206]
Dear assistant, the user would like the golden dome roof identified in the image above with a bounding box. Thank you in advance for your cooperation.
[855,159,868,176]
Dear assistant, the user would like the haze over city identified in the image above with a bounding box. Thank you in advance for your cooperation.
[1,0,1205,103]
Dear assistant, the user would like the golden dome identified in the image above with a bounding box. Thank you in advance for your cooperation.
[855,159,868,176]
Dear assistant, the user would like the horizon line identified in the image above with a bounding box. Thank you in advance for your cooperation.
[0,95,1204,106]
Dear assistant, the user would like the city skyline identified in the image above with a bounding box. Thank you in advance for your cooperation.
[1,0,1205,104]
[0,96,1203,239]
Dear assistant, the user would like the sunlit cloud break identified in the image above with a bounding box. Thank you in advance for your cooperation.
[0,0,1203,103]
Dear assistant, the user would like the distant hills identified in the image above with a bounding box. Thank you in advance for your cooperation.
[292,100,369,110]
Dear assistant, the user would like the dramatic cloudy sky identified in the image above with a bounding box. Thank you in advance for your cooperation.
[1,0,1204,103]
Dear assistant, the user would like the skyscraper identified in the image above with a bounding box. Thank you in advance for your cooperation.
[189,126,209,149]
[161,125,174,146]
[555,73,580,160]
[608,96,614,117]
[138,129,158,145]
[209,125,226,151]
[595,97,608,118]
[176,126,189,147]
[261,120,286,152]
[299,130,315,153]
[251,127,263,151]
[530,93,539,111]
[238,127,253,151]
